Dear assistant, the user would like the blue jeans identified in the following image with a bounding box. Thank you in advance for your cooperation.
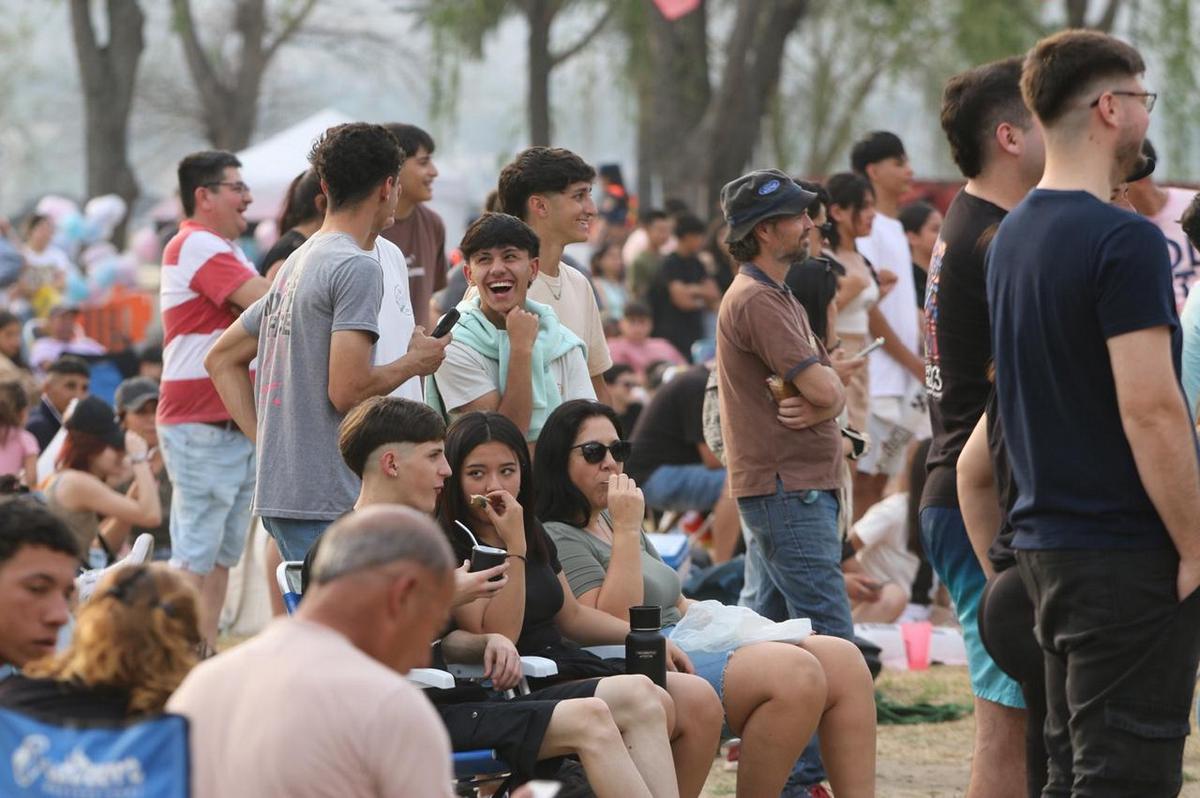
[737,480,853,791]
[261,516,331,562]
[642,464,726,512]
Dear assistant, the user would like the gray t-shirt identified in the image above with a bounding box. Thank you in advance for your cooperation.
[242,232,382,520]
[543,517,684,627]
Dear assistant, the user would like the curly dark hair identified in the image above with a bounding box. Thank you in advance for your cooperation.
[0,498,80,564]
[459,213,540,262]
[498,147,596,222]
[308,123,404,210]
[1181,192,1200,252]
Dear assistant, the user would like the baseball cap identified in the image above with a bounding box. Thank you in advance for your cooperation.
[721,169,818,244]
[114,377,159,413]
[48,301,82,317]
[65,396,125,451]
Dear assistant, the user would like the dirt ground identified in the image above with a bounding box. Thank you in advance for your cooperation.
[699,665,1200,797]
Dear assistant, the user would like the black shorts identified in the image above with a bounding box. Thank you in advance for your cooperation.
[436,678,601,780]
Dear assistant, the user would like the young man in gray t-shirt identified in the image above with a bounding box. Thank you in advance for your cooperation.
[206,123,450,560]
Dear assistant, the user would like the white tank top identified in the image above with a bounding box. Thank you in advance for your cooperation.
[836,269,879,336]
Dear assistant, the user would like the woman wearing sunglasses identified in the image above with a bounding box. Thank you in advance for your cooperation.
[537,399,877,798]
[437,411,724,798]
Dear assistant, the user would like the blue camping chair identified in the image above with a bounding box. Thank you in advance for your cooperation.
[0,706,190,797]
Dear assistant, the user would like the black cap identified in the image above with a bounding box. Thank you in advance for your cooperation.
[65,396,125,451]
[1126,153,1156,183]
[114,377,159,412]
[721,169,818,244]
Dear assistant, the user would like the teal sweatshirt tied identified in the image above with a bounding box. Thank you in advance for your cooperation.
[426,297,588,440]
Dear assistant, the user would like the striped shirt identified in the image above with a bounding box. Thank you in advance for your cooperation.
[158,220,257,425]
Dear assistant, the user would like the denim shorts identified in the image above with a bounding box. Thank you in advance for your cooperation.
[642,464,726,512]
[920,505,1024,708]
[159,422,255,574]
[664,624,733,701]
[262,516,331,563]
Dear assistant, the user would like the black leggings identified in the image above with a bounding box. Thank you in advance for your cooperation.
[978,566,1047,798]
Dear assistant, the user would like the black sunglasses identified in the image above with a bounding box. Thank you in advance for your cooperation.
[572,440,632,464]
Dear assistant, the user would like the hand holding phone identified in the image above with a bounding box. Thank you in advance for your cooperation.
[856,336,885,358]
[430,309,460,339]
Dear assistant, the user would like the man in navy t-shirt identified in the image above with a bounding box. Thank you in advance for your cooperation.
[988,30,1200,796]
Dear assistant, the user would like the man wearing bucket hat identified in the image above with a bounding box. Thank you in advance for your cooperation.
[716,169,855,797]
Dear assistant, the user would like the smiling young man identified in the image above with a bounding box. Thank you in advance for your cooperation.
[380,124,448,330]
[0,500,79,675]
[497,147,613,404]
[431,212,593,441]
[988,31,1200,796]
[158,150,272,644]
[25,355,89,451]
[205,124,450,563]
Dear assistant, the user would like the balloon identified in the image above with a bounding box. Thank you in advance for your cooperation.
[65,272,90,305]
[35,195,79,224]
[84,195,127,239]
[130,227,161,264]
[255,219,278,251]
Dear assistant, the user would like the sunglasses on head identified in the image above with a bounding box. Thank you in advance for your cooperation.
[572,440,632,464]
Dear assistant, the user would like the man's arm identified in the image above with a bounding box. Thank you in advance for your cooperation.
[226,275,272,312]
[867,305,924,380]
[1109,326,1200,598]
[204,322,260,441]
[957,412,1000,579]
[327,327,449,414]
[789,360,845,410]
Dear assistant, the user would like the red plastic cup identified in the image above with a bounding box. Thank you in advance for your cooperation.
[901,620,933,670]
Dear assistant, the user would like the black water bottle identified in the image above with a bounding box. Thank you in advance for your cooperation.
[625,605,667,688]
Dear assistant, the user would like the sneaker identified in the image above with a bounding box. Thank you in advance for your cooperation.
[805,785,834,798]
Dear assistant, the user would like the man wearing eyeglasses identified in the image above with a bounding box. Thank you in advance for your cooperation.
[987,31,1200,796]
[158,150,272,649]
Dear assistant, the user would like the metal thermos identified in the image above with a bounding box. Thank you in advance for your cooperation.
[625,605,667,688]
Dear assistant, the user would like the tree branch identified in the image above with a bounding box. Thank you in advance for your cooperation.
[1097,0,1122,31]
[265,0,321,62]
[171,0,227,103]
[549,2,615,68]
[68,0,103,85]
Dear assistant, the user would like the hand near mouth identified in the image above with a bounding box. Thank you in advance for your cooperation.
[506,306,539,353]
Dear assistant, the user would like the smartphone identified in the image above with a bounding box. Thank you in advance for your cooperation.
[430,308,460,338]
[856,336,885,358]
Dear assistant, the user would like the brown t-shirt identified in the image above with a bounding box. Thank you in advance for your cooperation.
[380,204,448,329]
[716,264,842,497]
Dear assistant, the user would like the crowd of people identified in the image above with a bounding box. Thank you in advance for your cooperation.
[3,25,1200,798]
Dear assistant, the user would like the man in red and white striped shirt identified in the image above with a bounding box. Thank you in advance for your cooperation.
[157,150,271,647]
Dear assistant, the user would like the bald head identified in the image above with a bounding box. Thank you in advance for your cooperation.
[312,505,454,585]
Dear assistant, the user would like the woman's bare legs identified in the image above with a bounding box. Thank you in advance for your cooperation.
[802,634,877,797]
[593,675,680,798]
[664,671,724,798]
[537,697,653,798]
[721,641,827,798]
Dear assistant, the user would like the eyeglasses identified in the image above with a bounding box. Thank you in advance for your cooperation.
[1089,90,1157,113]
[572,440,632,464]
[205,181,252,195]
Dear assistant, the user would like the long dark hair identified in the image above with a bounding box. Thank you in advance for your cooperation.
[785,258,840,348]
[439,412,550,564]
[825,172,874,251]
[278,169,324,232]
[534,400,624,527]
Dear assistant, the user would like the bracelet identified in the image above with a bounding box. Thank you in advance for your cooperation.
[129,454,150,465]
[506,554,527,564]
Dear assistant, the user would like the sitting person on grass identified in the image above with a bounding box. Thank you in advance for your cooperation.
[428,212,593,441]
[538,399,878,798]
[0,564,200,722]
[437,410,724,798]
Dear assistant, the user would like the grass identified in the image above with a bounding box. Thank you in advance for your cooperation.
[700,665,1200,797]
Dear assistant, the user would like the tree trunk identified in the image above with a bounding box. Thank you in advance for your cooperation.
[69,0,145,246]
[651,0,809,216]
[527,0,554,146]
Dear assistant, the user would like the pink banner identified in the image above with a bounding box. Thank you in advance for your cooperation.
[653,0,701,22]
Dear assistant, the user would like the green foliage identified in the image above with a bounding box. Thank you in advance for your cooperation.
[417,0,510,57]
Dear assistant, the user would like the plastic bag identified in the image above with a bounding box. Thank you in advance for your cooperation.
[669,600,812,653]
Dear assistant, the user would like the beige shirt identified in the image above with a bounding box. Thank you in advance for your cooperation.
[167,618,453,798]
[468,263,612,377]
[716,265,842,497]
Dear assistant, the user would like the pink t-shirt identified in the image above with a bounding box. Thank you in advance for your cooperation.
[0,427,38,476]
[167,618,453,798]
[607,336,686,376]
[1150,187,1200,311]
